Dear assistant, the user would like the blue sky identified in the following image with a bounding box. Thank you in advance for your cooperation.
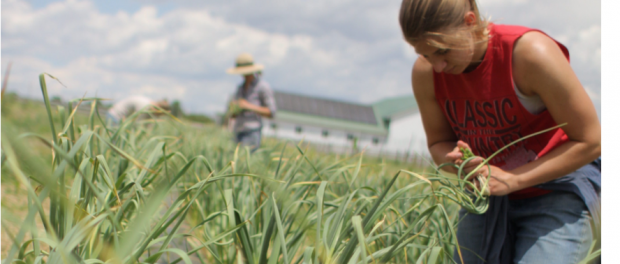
[27,0,173,15]
[2,0,602,117]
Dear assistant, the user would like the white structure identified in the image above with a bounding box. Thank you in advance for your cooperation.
[260,91,385,153]
[256,91,428,158]
[372,96,429,156]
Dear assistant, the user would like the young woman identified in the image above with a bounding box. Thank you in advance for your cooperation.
[399,0,601,263]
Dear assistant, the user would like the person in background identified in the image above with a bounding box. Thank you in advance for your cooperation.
[226,53,277,152]
[399,0,601,263]
[106,95,170,125]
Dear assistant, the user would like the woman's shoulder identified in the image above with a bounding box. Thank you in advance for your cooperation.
[412,58,434,97]
[512,31,571,95]
[491,24,563,49]
[413,57,432,75]
[412,58,433,83]
[491,24,568,64]
[490,24,540,46]
[513,31,567,65]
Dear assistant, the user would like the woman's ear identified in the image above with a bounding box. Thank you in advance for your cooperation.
[463,11,476,26]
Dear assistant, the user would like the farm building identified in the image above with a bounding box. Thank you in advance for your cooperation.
[228,90,429,157]
[372,96,429,156]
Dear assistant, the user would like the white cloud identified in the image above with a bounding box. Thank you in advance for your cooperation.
[2,0,601,118]
[2,0,339,113]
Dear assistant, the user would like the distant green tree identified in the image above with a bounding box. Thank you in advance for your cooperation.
[165,100,213,124]
[171,100,183,117]
[183,114,214,124]
[51,95,62,104]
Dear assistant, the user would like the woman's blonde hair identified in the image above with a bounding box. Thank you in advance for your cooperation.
[399,0,489,49]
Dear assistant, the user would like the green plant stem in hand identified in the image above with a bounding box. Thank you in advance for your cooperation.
[459,147,474,160]
[227,101,243,117]
[434,123,567,214]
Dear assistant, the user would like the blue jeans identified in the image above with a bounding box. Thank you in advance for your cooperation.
[235,129,262,152]
[455,191,593,264]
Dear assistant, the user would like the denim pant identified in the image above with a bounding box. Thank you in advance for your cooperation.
[235,129,262,152]
[455,191,593,264]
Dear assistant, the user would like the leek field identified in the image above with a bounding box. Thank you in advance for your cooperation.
[1,74,598,263]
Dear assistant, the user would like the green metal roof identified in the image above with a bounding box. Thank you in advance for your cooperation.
[274,110,388,136]
[372,95,419,118]
[266,92,418,135]
[274,91,378,125]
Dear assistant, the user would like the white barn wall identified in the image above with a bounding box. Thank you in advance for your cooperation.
[262,119,388,154]
[229,113,429,160]
[382,112,429,156]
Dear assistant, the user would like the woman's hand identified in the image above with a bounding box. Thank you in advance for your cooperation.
[450,140,519,196]
[445,140,484,172]
[470,165,518,196]
[235,98,273,117]
[236,99,252,110]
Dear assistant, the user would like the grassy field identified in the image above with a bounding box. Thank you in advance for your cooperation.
[1,74,504,264]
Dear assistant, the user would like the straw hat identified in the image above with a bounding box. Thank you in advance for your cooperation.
[226,53,265,75]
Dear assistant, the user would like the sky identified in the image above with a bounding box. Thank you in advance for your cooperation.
[1,0,602,118]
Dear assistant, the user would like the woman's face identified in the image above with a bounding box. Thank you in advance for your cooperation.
[411,34,475,75]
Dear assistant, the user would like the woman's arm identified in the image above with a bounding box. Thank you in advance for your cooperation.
[478,31,601,196]
[412,58,483,174]
[237,98,273,117]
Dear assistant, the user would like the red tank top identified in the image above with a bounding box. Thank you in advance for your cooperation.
[432,24,570,199]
